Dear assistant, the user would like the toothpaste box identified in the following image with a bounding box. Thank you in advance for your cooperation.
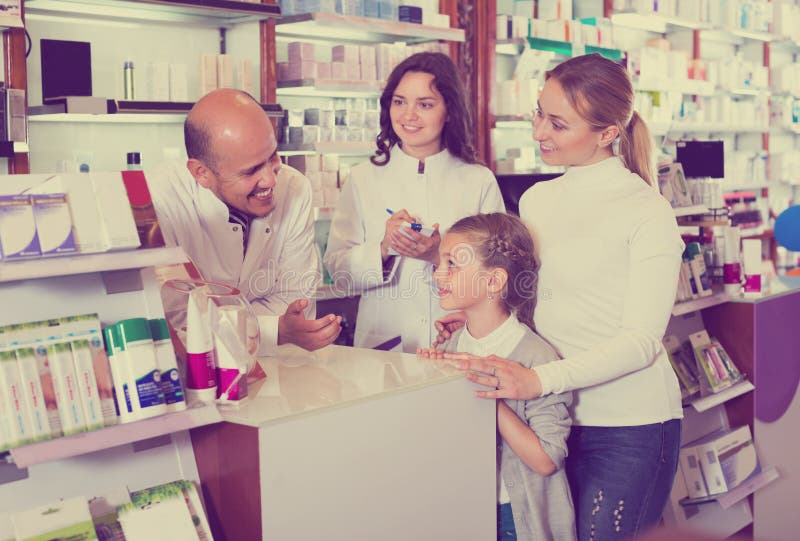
[0,194,41,259]
[30,193,77,256]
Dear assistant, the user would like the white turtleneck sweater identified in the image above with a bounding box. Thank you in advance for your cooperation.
[519,156,684,427]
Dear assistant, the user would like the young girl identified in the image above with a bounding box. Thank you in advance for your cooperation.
[323,52,504,353]
[425,212,575,541]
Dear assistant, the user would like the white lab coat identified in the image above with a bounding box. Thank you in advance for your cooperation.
[323,146,505,352]
[146,160,318,355]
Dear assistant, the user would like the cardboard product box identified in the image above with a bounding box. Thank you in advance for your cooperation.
[692,426,760,496]
[30,193,77,257]
[0,194,41,259]
[679,444,710,499]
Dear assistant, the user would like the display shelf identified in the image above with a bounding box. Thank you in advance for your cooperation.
[723,181,768,191]
[24,0,280,26]
[523,37,621,61]
[715,26,776,42]
[635,78,715,96]
[526,37,572,57]
[672,292,731,317]
[673,205,709,217]
[494,115,532,129]
[278,141,375,156]
[669,124,767,134]
[277,79,382,98]
[8,405,222,468]
[28,113,188,124]
[0,246,188,283]
[611,10,714,33]
[679,466,779,509]
[276,12,464,43]
[723,87,770,96]
[495,38,527,56]
[690,380,755,412]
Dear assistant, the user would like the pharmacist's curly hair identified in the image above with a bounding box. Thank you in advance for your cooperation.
[372,52,479,166]
[447,213,539,331]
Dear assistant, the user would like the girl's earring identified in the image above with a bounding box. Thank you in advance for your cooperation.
[488,291,494,300]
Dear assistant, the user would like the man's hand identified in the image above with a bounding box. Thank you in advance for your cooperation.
[278,299,342,351]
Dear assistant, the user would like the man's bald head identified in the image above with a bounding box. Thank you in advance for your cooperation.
[184,89,271,172]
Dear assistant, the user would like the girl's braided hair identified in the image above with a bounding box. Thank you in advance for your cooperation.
[447,213,539,330]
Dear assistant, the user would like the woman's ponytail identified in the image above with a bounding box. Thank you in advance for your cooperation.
[619,111,655,186]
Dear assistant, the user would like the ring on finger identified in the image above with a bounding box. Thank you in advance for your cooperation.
[491,366,496,376]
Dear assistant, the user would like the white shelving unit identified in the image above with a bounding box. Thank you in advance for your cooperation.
[277,79,382,98]
[278,141,375,156]
[672,292,731,317]
[28,113,188,124]
[0,246,187,282]
[0,242,207,515]
[276,12,464,43]
[24,0,281,26]
[679,466,779,510]
[689,380,755,413]
[10,405,222,468]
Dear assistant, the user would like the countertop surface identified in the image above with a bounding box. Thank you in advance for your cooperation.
[729,275,800,304]
[219,344,463,427]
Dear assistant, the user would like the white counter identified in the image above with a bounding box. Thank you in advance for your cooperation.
[193,344,496,541]
[221,344,464,427]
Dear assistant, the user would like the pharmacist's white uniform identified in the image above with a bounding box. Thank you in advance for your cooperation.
[146,160,318,355]
[324,146,505,353]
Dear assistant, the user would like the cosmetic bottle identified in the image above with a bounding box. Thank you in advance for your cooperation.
[124,60,135,100]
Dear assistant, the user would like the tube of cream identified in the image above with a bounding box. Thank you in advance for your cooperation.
[210,311,249,406]
[185,286,217,404]
[723,226,742,296]
[742,239,762,298]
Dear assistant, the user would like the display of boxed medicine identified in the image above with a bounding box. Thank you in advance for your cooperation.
[0,194,42,259]
[689,426,760,496]
[679,444,710,499]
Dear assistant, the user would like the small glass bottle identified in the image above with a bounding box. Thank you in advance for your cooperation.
[126,152,142,170]
[123,60,135,100]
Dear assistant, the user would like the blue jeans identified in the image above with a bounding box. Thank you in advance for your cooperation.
[497,503,516,540]
[565,420,681,541]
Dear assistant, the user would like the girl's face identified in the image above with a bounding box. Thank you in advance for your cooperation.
[390,71,447,160]
[434,232,492,313]
[532,78,613,168]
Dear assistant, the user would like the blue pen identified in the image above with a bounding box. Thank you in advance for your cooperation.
[386,208,394,215]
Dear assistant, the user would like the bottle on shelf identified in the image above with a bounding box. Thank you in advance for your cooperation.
[123,60,135,100]
[126,152,142,171]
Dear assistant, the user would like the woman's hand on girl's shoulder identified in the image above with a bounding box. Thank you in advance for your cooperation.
[443,353,543,401]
